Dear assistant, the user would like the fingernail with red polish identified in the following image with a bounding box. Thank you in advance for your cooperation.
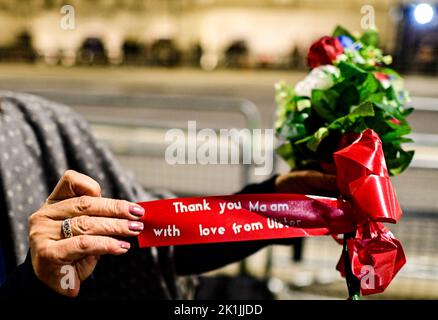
[128,221,144,232]
[119,241,131,250]
[129,205,144,217]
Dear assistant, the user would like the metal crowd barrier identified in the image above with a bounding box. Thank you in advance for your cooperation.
[41,91,264,195]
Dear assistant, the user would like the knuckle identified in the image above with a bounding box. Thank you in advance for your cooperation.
[43,246,55,260]
[37,243,54,261]
[103,220,117,235]
[75,196,93,213]
[74,216,91,235]
[108,200,127,217]
[28,225,42,243]
[63,170,77,182]
[28,212,45,241]
[76,235,91,251]
[37,245,49,259]
[27,212,39,228]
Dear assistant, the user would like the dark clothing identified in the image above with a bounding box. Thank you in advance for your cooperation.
[0,91,278,300]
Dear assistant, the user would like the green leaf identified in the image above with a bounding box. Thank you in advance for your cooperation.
[295,135,312,145]
[335,83,360,113]
[381,118,412,143]
[339,61,367,79]
[276,141,296,169]
[282,110,309,140]
[294,102,375,155]
[275,81,296,130]
[386,86,404,106]
[275,81,296,111]
[332,25,356,40]
[398,137,414,144]
[306,127,329,152]
[359,74,380,100]
[311,89,339,122]
[373,101,403,120]
[366,92,385,104]
[401,107,414,117]
[360,28,380,47]
[381,126,411,142]
[327,101,375,130]
[350,102,375,116]
[387,149,414,176]
[280,122,307,140]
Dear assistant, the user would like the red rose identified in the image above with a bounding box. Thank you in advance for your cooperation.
[307,36,344,68]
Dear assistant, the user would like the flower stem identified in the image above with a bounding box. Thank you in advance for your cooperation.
[343,231,361,300]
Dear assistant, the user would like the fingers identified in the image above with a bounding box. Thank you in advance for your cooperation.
[47,170,102,203]
[45,196,145,220]
[275,170,339,195]
[50,235,131,262]
[66,216,144,238]
[305,171,338,192]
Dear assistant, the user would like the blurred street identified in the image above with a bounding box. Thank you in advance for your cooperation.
[1,64,438,129]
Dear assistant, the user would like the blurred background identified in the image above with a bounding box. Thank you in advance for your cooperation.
[1,0,438,299]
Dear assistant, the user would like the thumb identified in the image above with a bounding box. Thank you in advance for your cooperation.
[308,172,338,192]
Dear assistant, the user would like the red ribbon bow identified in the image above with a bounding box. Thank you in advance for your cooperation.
[334,129,406,295]
[137,128,405,296]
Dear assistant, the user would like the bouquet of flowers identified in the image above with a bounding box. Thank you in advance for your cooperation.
[275,26,414,299]
[275,26,414,176]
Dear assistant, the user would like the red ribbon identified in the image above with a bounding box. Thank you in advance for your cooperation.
[334,129,406,295]
[137,129,405,295]
[138,194,355,247]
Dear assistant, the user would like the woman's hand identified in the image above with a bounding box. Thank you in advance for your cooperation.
[275,170,338,196]
[28,170,145,297]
